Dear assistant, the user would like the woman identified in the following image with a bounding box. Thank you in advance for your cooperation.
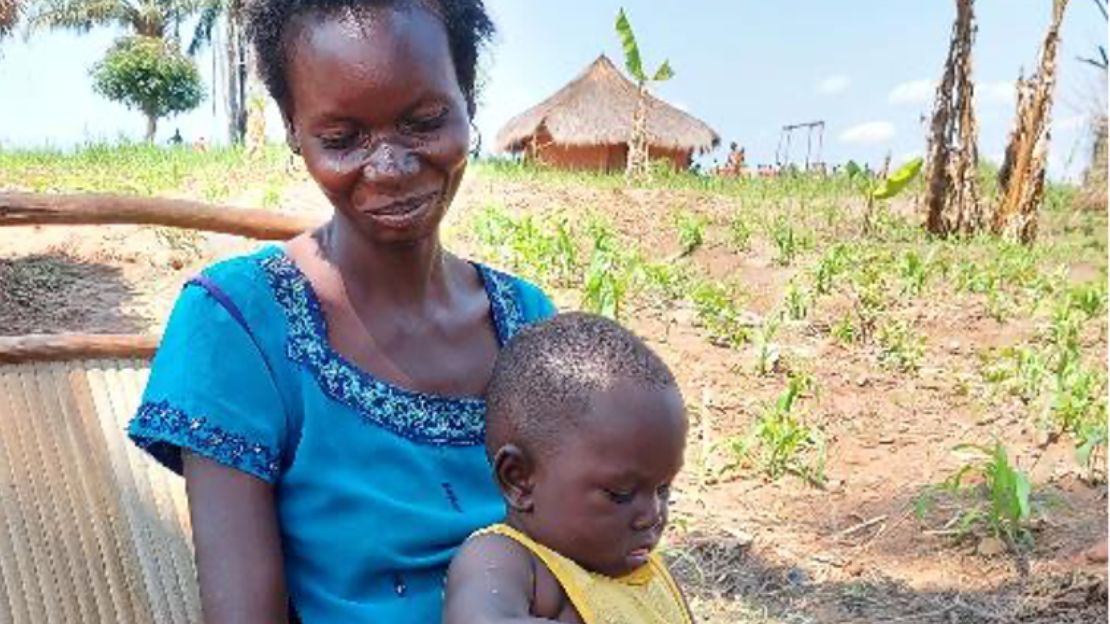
[127,0,555,621]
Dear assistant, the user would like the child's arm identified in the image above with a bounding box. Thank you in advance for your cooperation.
[443,533,559,624]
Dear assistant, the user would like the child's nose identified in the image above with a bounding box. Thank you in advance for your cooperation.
[631,493,665,531]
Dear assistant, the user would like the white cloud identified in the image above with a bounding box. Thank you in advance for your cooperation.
[817,74,850,95]
[672,101,690,112]
[978,80,1016,106]
[888,80,937,105]
[840,121,896,145]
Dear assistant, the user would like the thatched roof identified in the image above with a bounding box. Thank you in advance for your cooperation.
[496,55,719,154]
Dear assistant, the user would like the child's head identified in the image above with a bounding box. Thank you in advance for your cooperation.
[486,312,687,577]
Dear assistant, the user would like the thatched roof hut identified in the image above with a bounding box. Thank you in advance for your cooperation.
[496,55,719,172]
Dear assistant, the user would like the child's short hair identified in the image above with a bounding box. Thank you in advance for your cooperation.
[486,312,679,457]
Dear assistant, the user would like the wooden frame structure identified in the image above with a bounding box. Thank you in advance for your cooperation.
[0,192,316,623]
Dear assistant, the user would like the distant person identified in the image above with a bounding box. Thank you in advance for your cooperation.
[192,135,208,153]
[444,313,694,624]
[126,0,556,622]
[169,129,183,146]
[724,142,745,176]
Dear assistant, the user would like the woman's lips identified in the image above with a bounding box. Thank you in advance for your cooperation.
[361,192,439,226]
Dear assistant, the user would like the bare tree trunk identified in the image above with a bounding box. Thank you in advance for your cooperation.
[225,14,247,144]
[145,114,157,143]
[994,0,1069,244]
[922,0,983,237]
[626,84,650,181]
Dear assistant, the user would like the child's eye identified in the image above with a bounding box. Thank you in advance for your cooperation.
[605,488,636,504]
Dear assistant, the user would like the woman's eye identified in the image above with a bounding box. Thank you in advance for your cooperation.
[402,108,448,133]
[319,132,358,150]
[605,488,636,504]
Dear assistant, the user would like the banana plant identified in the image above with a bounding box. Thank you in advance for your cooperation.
[846,157,923,235]
[615,8,674,180]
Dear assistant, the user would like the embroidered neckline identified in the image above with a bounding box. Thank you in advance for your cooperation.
[259,248,525,446]
[130,400,281,482]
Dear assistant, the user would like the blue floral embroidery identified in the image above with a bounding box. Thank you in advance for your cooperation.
[129,400,281,482]
[259,252,526,446]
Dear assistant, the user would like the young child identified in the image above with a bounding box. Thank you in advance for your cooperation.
[444,312,693,624]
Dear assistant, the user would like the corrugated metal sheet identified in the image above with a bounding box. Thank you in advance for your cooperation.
[0,359,201,623]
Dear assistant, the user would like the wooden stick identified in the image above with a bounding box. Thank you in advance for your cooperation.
[0,192,319,240]
[0,334,159,364]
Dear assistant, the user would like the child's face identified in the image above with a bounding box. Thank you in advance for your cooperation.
[522,382,686,577]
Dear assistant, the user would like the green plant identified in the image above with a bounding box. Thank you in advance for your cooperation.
[615,7,674,179]
[830,315,857,345]
[753,314,782,375]
[813,244,850,295]
[726,376,826,485]
[897,248,935,298]
[769,216,801,266]
[918,442,1034,548]
[784,280,810,321]
[581,224,639,320]
[1067,281,1109,318]
[91,36,205,141]
[846,157,924,235]
[673,211,707,257]
[981,346,1048,404]
[877,319,925,372]
[728,215,753,252]
[642,260,693,303]
[690,279,749,348]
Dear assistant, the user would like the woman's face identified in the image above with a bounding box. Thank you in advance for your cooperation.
[283,6,470,246]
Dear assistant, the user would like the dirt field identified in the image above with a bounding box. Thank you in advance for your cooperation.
[1,162,1106,623]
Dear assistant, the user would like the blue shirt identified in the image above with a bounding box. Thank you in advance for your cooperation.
[128,246,555,622]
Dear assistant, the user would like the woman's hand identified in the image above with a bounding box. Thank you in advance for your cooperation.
[184,452,289,624]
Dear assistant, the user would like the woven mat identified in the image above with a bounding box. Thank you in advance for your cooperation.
[0,359,200,623]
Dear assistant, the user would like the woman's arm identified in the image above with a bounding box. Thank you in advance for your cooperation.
[443,534,559,624]
[184,453,289,624]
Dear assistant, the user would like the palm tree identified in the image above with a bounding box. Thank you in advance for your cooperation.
[24,0,204,39]
[0,0,20,37]
[189,0,248,144]
[614,8,674,181]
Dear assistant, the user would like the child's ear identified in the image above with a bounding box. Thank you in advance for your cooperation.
[493,444,535,512]
[282,110,301,155]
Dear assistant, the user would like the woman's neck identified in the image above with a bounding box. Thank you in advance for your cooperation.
[320,217,450,308]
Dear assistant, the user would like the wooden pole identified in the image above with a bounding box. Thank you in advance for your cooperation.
[0,193,318,240]
[0,334,159,364]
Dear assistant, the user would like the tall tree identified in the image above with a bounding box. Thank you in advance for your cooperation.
[993,0,1070,244]
[614,8,674,181]
[91,35,205,141]
[922,0,983,237]
[0,0,19,38]
[189,0,248,144]
[24,0,204,39]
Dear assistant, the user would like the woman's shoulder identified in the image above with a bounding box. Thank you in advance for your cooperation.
[472,262,556,324]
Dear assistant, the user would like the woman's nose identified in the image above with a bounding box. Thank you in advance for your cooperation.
[362,141,418,186]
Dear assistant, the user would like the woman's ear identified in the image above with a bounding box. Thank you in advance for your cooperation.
[493,444,535,512]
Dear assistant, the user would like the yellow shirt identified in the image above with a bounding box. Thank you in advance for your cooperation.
[478,523,693,624]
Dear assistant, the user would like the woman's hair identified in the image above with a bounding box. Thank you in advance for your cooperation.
[485,312,679,458]
[244,0,494,117]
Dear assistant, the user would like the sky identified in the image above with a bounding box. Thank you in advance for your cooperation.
[0,1,1106,180]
